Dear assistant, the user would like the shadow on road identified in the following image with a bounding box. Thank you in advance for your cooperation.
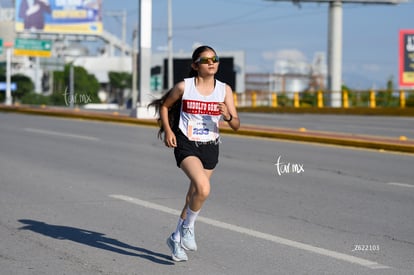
[18,219,174,265]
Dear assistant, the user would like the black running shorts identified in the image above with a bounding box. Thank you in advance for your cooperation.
[174,130,219,170]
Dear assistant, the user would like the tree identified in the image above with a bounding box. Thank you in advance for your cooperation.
[377,75,397,107]
[0,66,5,102]
[11,74,34,101]
[51,64,100,106]
[108,71,131,106]
[0,72,34,103]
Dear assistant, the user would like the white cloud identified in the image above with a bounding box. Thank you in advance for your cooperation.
[262,51,278,61]
[262,49,307,62]
[361,64,382,73]
[343,63,382,74]
[245,64,261,72]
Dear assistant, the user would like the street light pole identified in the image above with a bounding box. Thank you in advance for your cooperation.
[103,10,128,56]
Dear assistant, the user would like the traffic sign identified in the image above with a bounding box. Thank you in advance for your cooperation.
[151,75,162,92]
[14,38,52,58]
[0,39,3,54]
[40,57,65,71]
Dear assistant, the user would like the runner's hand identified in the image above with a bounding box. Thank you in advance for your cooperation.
[218,102,230,120]
[164,131,177,148]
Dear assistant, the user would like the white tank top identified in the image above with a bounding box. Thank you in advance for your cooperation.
[178,77,226,142]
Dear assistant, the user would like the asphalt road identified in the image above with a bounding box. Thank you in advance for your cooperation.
[83,108,414,138]
[238,113,414,138]
[0,113,413,275]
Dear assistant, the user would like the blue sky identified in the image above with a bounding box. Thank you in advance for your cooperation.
[4,0,412,89]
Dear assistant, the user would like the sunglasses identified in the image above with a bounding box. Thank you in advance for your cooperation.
[195,55,220,64]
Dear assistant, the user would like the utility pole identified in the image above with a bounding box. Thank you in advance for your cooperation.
[122,9,127,56]
[327,0,342,107]
[132,28,138,108]
[138,0,151,106]
[167,0,173,89]
[5,45,12,106]
[104,10,127,55]
[133,0,154,118]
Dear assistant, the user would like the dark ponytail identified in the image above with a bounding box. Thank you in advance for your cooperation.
[148,45,217,139]
[148,88,181,139]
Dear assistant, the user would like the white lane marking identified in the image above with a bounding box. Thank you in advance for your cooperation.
[387,182,413,188]
[24,128,100,141]
[109,194,390,270]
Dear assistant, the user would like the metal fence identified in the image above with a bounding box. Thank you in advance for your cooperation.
[234,90,414,108]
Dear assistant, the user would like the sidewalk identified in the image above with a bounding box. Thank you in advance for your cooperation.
[1,104,413,154]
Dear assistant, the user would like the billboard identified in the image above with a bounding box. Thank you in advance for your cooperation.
[266,0,407,3]
[399,30,414,87]
[15,0,102,35]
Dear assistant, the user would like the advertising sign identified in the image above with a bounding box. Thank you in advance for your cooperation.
[399,29,414,87]
[266,0,407,3]
[15,0,102,35]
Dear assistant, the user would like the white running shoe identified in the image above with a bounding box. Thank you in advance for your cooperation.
[180,225,197,251]
[166,235,188,262]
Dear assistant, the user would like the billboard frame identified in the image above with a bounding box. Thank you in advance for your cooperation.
[14,0,103,35]
[399,29,414,88]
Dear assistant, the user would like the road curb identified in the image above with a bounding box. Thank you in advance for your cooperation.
[1,105,413,154]
[220,127,414,153]
[0,105,157,127]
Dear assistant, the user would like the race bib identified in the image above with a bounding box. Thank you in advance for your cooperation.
[187,119,218,142]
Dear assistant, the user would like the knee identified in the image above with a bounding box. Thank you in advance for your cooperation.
[196,181,210,201]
